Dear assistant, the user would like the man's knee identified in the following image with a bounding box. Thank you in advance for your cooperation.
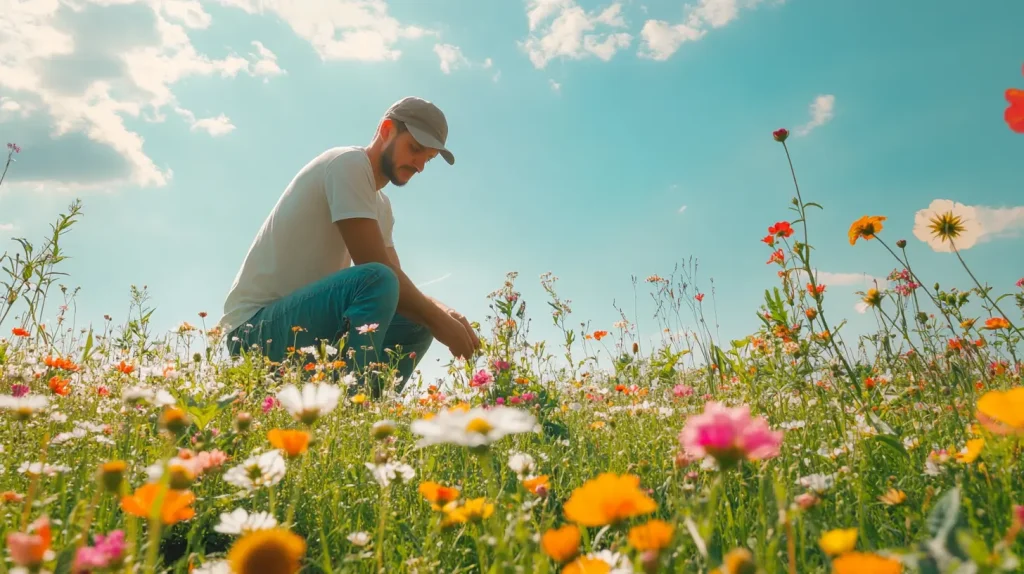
[355,262,399,300]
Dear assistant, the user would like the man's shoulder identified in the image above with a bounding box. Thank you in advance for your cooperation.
[317,146,370,173]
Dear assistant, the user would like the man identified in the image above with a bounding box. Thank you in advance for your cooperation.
[219,96,481,394]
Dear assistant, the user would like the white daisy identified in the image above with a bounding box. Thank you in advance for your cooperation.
[276,383,342,424]
[223,451,287,491]
[507,452,535,477]
[410,405,537,450]
[364,461,415,488]
[213,508,278,535]
[0,395,49,418]
[347,531,371,546]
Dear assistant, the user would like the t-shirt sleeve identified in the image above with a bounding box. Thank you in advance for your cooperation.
[324,151,379,223]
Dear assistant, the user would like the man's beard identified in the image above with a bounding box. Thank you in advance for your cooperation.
[379,141,407,187]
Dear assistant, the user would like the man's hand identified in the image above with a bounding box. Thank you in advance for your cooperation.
[444,308,481,352]
[433,311,479,360]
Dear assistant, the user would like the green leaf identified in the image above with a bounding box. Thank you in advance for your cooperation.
[871,435,909,461]
[805,202,824,210]
[81,327,94,364]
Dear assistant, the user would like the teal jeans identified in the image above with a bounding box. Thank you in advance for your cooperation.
[226,262,433,396]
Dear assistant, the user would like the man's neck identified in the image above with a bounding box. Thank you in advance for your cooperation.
[363,145,390,191]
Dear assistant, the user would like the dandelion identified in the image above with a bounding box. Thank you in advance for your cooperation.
[276,383,341,425]
[541,524,580,564]
[848,215,886,245]
[678,402,783,468]
[227,528,306,574]
[818,528,858,556]
[120,483,196,525]
[562,473,657,527]
[862,288,882,308]
[223,451,287,491]
[831,552,902,574]
[214,508,278,535]
[410,405,537,451]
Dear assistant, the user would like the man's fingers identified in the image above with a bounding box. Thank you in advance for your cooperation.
[458,316,481,349]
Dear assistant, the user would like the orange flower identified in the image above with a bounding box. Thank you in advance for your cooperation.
[563,473,657,527]
[562,557,611,574]
[6,515,51,567]
[120,483,196,525]
[522,475,550,496]
[267,429,311,457]
[48,376,70,396]
[116,360,134,375]
[976,387,1024,435]
[831,552,902,574]
[627,519,674,551]
[43,356,79,371]
[11,327,30,337]
[418,481,460,510]
[848,215,886,245]
[983,317,1011,330]
[541,524,580,564]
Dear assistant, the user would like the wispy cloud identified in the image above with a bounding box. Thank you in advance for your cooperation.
[678,205,688,213]
[434,43,469,74]
[417,272,452,288]
[549,79,562,93]
[520,1,633,69]
[0,223,15,232]
[639,0,774,61]
[796,94,836,136]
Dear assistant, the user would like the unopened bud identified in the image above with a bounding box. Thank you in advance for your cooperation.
[99,460,127,493]
[896,239,907,248]
[632,342,639,354]
[805,308,817,320]
[640,550,660,574]
[371,420,396,440]
[235,412,252,432]
[167,464,195,490]
[723,547,757,574]
[160,407,190,436]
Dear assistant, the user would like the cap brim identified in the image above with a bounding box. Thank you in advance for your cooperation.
[406,123,455,165]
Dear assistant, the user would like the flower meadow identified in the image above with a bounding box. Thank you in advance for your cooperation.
[1,104,1023,574]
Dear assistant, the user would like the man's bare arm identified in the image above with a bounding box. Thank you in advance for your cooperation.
[336,218,443,329]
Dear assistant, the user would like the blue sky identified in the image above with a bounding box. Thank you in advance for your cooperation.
[2,0,1023,384]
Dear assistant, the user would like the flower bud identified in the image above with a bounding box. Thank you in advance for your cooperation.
[723,547,757,574]
[371,420,396,440]
[167,464,195,490]
[805,308,817,320]
[632,342,639,354]
[640,550,661,574]
[772,128,789,142]
[235,411,252,432]
[896,239,907,248]
[160,407,190,436]
[99,460,127,493]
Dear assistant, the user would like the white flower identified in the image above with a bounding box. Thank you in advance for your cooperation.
[507,452,535,477]
[223,451,287,491]
[0,395,49,416]
[18,462,70,476]
[347,531,371,546]
[214,508,278,535]
[797,473,836,493]
[365,461,415,488]
[912,199,983,252]
[192,560,232,574]
[276,383,341,424]
[588,549,634,573]
[51,428,87,445]
[410,406,537,450]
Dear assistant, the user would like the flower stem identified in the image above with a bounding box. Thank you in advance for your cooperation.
[951,240,1024,339]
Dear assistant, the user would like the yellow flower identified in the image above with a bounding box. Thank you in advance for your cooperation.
[818,528,858,556]
[926,211,967,244]
[878,489,907,506]
[351,393,367,405]
[954,438,984,464]
[848,215,886,245]
[627,519,674,552]
[540,524,580,564]
[267,429,311,458]
[228,528,306,574]
[562,473,657,527]
[831,552,902,574]
[562,557,611,574]
[862,288,882,308]
[976,387,1024,435]
[440,498,493,528]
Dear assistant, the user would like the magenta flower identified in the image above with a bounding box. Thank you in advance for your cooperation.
[493,359,510,371]
[470,369,493,388]
[261,395,278,414]
[11,384,30,397]
[1017,277,1024,289]
[73,529,126,571]
[678,402,783,469]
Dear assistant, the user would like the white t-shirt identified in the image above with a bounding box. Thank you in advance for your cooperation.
[218,146,395,333]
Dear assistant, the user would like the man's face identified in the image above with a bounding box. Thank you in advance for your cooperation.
[380,129,440,187]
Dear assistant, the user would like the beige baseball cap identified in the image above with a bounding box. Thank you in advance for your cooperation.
[383,96,455,165]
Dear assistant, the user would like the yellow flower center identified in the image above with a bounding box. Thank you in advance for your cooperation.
[927,211,966,242]
[465,417,493,434]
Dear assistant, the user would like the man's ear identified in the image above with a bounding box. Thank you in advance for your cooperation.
[379,118,398,143]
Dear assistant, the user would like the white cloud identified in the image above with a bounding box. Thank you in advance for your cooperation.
[795,94,835,136]
[190,113,236,137]
[0,223,15,232]
[639,0,772,61]
[213,0,434,62]
[913,199,1024,252]
[433,43,469,75]
[549,79,562,93]
[417,272,452,288]
[678,204,688,213]
[0,0,285,192]
[520,0,633,69]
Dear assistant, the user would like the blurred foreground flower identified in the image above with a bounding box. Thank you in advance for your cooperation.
[6,516,53,569]
[831,551,902,573]
[976,387,1024,435]
[228,528,306,574]
[276,383,341,425]
[1006,65,1024,133]
[120,483,195,525]
[678,402,783,469]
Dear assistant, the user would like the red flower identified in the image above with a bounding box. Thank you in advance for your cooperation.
[772,128,789,142]
[766,249,785,265]
[1006,65,1024,133]
[768,221,794,238]
[761,235,775,246]
[695,293,704,302]
[11,327,30,337]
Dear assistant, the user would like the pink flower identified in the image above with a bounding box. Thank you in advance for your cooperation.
[470,369,493,388]
[6,516,51,567]
[73,530,125,572]
[795,493,819,510]
[10,384,29,398]
[1017,277,1024,289]
[509,395,522,405]
[261,396,278,414]
[678,402,783,468]
[6,142,20,154]
[672,384,694,398]
[495,397,505,406]
[357,323,379,334]
[521,392,537,402]
[493,359,510,371]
